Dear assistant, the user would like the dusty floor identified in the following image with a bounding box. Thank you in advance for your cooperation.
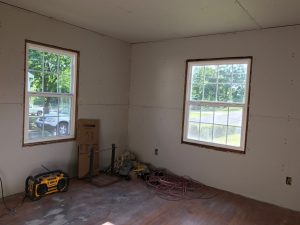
[0,175,299,225]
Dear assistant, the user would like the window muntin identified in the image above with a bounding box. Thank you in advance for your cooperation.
[183,58,252,152]
[24,42,78,145]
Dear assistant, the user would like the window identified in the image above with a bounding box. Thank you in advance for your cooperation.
[182,57,252,152]
[23,41,79,145]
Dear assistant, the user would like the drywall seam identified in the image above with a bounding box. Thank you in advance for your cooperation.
[235,0,262,29]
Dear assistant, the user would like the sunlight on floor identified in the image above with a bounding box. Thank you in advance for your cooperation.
[102,222,115,225]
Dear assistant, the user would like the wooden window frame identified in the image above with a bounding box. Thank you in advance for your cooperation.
[181,56,253,154]
[23,40,80,147]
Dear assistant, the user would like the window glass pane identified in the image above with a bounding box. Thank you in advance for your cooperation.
[233,73,246,84]
[199,123,213,142]
[58,97,71,136]
[233,64,247,76]
[28,49,43,71]
[29,116,57,140]
[190,66,204,100]
[28,96,45,140]
[59,73,72,93]
[200,106,214,123]
[214,107,228,125]
[28,71,42,92]
[59,55,72,74]
[232,84,245,103]
[213,125,227,145]
[59,97,71,115]
[217,84,232,102]
[59,55,72,93]
[218,64,232,83]
[188,122,200,140]
[33,97,59,140]
[189,105,201,122]
[203,84,216,101]
[44,52,58,73]
[42,116,58,138]
[28,115,41,140]
[29,96,44,116]
[228,107,243,126]
[204,65,217,83]
[44,73,58,93]
[227,126,241,147]
[44,97,59,115]
[233,64,247,84]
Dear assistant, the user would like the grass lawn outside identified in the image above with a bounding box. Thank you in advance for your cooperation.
[188,122,241,147]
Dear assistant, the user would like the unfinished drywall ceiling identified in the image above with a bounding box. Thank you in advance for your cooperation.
[0,3,130,196]
[238,0,300,27]
[1,0,300,43]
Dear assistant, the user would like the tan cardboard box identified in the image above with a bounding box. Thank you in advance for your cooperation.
[77,119,99,145]
[77,119,100,178]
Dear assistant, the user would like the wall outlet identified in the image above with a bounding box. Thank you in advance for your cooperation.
[286,177,292,185]
[154,148,158,155]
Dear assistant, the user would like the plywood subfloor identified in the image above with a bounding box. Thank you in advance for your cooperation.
[0,175,299,225]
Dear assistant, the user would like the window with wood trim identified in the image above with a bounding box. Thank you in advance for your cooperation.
[182,57,252,152]
[23,41,78,145]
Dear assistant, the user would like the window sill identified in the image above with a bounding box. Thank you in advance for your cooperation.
[23,137,76,147]
[181,140,246,154]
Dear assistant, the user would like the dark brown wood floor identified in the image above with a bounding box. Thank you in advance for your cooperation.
[0,175,299,225]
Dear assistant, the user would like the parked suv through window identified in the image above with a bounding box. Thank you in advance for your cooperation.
[35,109,70,136]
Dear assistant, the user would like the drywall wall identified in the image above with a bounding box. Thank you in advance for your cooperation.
[0,3,130,196]
[129,26,300,211]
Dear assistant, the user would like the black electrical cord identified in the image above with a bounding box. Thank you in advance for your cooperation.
[0,176,27,218]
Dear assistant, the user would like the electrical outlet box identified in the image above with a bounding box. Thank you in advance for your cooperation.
[286,177,292,185]
[155,148,158,155]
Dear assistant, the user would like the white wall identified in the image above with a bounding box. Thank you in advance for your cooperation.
[0,3,130,196]
[129,26,300,211]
